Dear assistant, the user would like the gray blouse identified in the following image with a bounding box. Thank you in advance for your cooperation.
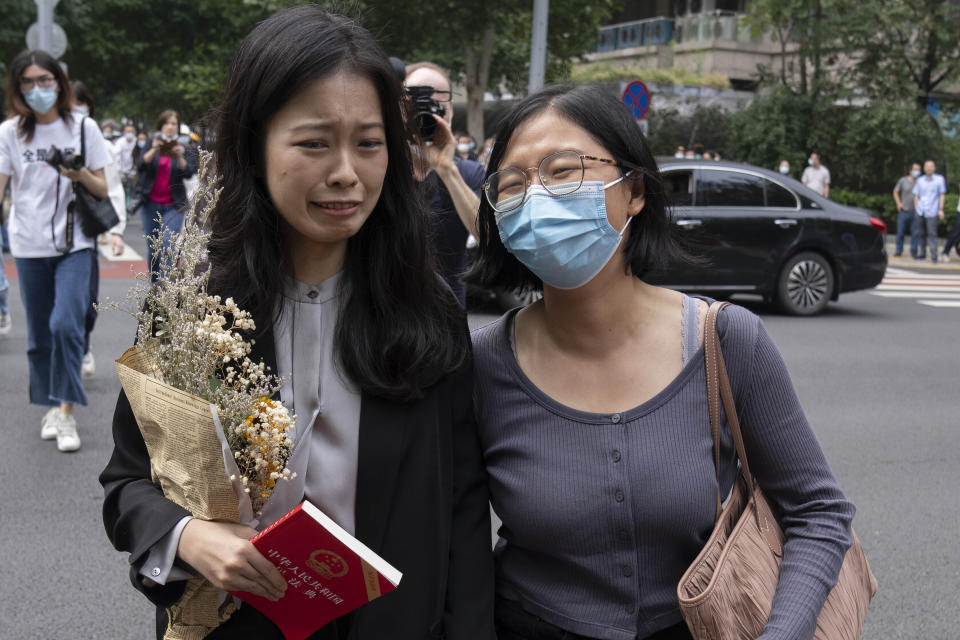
[140,272,362,584]
[272,272,361,536]
[471,299,855,640]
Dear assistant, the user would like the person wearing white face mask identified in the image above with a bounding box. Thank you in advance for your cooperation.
[456,133,478,161]
[467,85,856,640]
[0,50,110,452]
[801,153,830,198]
[777,160,791,176]
[892,162,921,258]
[116,124,138,192]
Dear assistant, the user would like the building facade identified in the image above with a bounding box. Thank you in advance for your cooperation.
[589,0,788,91]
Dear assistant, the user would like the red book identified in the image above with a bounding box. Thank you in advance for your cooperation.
[230,500,403,640]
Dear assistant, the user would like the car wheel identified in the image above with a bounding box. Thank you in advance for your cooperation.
[776,252,834,316]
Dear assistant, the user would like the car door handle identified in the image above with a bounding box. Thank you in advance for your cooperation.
[774,218,798,228]
[676,219,703,229]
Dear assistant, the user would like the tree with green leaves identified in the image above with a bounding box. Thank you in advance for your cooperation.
[832,0,960,109]
[744,0,841,99]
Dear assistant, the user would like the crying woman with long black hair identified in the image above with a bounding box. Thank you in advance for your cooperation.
[100,7,495,639]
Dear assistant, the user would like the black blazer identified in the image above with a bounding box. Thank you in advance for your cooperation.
[134,145,197,210]
[99,322,495,640]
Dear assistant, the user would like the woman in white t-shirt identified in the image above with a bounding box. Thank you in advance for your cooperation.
[0,50,110,452]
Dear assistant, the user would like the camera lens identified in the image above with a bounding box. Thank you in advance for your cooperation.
[416,113,438,143]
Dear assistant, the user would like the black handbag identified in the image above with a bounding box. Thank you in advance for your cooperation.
[73,117,120,238]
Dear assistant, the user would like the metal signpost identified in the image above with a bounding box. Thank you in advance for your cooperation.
[528,0,549,94]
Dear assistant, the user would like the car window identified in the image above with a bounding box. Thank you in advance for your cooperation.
[765,179,798,208]
[663,169,694,207]
[696,169,765,207]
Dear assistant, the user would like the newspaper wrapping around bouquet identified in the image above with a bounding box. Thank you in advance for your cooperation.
[115,345,258,640]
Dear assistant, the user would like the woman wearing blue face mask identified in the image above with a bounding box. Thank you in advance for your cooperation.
[0,50,111,452]
[467,85,857,640]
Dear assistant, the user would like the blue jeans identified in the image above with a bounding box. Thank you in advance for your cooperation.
[14,249,92,407]
[0,255,9,315]
[84,249,99,354]
[895,210,919,257]
[141,200,184,282]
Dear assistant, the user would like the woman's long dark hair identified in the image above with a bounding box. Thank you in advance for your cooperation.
[5,49,74,142]
[466,84,689,294]
[207,6,468,402]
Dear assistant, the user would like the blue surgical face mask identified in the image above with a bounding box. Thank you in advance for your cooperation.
[496,177,633,290]
[911,169,921,178]
[24,86,58,115]
[75,105,89,117]
[137,140,147,149]
[779,165,790,175]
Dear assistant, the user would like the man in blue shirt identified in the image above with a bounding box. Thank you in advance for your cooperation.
[912,160,946,263]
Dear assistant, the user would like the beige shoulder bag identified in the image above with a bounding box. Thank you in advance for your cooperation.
[677,301,877,639]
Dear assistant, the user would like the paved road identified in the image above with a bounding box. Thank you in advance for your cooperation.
[1,226,957,637]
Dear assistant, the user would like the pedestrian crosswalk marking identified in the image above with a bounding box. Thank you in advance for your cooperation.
[871,291,960,299]
[871,269,960,308]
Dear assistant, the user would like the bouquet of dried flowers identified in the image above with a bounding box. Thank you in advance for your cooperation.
[107,151,295,639]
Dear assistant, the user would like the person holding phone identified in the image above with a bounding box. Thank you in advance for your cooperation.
[133,109,196,280]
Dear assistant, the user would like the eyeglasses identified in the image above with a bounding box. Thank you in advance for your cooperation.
[20,74,57,91]
[483,150,635,213]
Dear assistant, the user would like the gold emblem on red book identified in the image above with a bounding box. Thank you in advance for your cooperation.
[308,550,349,579]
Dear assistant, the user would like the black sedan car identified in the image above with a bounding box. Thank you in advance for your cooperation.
[649,159,887,315]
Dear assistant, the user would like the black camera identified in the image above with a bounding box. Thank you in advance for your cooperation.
[43,145,83,170]
[405,85,447,143]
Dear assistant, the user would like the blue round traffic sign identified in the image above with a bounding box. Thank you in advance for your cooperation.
[622,81,650,119]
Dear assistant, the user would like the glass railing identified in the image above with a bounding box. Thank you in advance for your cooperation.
[597,16,674,52]
[596,11,749,52]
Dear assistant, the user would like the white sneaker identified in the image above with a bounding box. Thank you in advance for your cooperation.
[55,413,81,452]
[81,351,96,377]
[0,312,11,336]
[41,407,60,440]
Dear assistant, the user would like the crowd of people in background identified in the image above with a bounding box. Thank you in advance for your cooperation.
[892,160,960,263]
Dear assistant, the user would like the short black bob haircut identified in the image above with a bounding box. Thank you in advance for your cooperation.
[466,84,686,294]
[206,6,467,402]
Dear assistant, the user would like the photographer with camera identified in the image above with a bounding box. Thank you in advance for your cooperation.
[405,62,484,307]
[132,109,196,281]
[0,50,110,452]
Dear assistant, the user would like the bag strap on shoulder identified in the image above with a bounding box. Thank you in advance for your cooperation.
[704,301,755,505]
[80,115,86,161]
[705,301,784,557]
